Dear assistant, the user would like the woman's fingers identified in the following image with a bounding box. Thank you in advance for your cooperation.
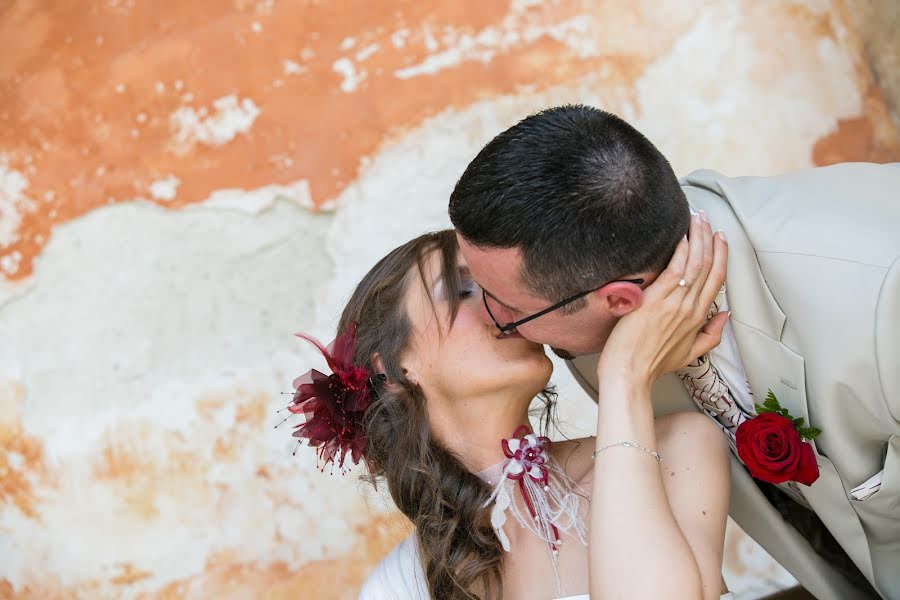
[648,233,689,301]
[696,230,728,309]
[689,310,730,361]
[681,211,707,292]
[694,212,714,298]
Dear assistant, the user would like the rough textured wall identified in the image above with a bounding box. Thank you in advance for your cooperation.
[844,0,900,123]
[0,1,897,599]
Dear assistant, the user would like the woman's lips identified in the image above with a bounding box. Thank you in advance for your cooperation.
[496,331,523,340]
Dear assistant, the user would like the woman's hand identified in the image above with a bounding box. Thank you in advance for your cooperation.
[598,210,729,388]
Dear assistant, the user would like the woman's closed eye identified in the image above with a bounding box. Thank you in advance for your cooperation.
[432,274,481,302]
[458,276,481,299]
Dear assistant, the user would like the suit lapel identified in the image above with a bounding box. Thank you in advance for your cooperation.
[728,320,815,451]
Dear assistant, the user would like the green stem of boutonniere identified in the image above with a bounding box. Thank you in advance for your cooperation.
[754,390,823,442]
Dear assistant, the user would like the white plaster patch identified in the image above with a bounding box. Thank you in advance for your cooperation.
[390,28,410,48]
[632,1,862,176]
[0,251,22,276]
[393,4,601,80]
[332,57,366,92]
[202,179,318,214]
[0,158,36,250]
[169,95,261,154]
[0,197,360,592]
[148,175,181,202]
[282,58,305,75]
[355,43,380,62]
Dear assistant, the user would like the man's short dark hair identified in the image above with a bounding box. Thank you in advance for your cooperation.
[449,105,690,310]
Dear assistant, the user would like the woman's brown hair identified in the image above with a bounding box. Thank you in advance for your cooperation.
[337,230,555,599]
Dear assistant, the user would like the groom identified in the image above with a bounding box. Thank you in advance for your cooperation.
[448,105,899,600]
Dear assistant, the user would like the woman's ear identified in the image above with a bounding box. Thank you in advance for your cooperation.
[371,353,388,377]
[372,352,419,388]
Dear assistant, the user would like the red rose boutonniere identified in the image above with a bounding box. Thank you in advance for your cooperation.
[735,390,822,486]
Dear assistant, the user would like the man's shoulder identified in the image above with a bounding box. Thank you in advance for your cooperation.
[682,163,900,267]
[681,163,900,219]
[681,162,900,197]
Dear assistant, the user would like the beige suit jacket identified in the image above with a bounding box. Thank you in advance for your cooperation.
[569,163,900,600]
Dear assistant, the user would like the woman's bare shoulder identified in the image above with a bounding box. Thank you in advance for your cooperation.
[654,411,728,460]
[551,436,597,483]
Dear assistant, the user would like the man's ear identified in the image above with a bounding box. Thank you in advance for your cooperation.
[597,281,644,317]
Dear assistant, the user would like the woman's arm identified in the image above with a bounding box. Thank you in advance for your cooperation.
[656,412,731,600]
[590,380,704,598]
[588,212,729,599]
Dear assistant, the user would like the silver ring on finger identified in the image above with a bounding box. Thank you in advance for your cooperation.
[678,278,692,289]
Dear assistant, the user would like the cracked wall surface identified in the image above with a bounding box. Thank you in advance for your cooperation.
[1,1,898,598]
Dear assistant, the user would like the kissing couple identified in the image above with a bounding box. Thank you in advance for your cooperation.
[286,105,900,599]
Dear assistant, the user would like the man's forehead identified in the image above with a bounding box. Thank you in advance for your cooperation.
[456,234,521,275]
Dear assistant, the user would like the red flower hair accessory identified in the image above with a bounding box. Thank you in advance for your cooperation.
[278,322,375,472]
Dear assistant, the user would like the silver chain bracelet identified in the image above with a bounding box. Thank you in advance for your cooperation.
[592,440,661,462]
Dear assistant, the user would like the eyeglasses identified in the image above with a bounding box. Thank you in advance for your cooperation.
[483,278,645,334]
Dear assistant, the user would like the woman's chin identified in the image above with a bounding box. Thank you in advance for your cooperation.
[517,354,554,392]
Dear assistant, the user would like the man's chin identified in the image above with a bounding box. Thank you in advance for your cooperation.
[550,347,579,360]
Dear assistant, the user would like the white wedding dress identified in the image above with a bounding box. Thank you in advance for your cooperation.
[359,535,735,599]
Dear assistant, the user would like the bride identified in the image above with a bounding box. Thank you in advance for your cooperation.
[286,213,734,599]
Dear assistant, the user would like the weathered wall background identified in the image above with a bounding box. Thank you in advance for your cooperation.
[0,1,898,598]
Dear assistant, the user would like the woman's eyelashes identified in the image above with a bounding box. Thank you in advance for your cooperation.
[458,276,481,299]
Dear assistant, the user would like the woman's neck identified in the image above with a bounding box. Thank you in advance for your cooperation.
[431,392,534,473]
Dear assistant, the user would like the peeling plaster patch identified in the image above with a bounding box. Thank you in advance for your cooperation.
[0,196,353,591]
[332,58,366,92]
[202,180,317,214]
[0,251,22,276]
[393,7,600,80]
[355,43,380,62]
[148,175,181,202]
[0,159,35,249]
[390,28,410,48]
[632,2,863,176]
[170,95,261,153]
[282,59,305,75]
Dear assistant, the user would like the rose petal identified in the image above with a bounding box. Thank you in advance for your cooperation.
[794,442,820,486]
